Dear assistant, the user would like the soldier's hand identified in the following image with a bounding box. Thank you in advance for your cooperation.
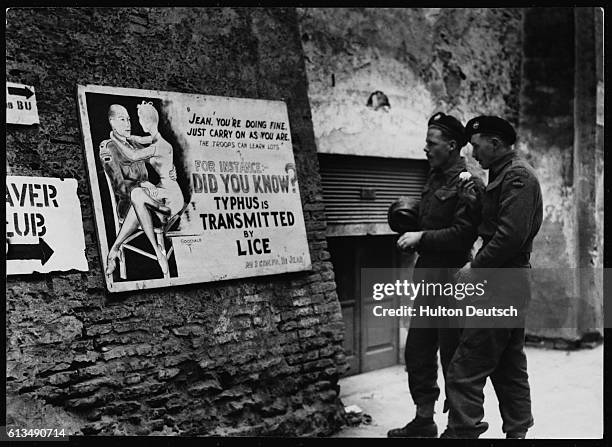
[454,262,474,284]
[397,231,423,251]
[458,179,479,205]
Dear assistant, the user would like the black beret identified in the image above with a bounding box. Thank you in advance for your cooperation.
[388,196,420,233]
[465,116,517,145]
[427,112,467,148]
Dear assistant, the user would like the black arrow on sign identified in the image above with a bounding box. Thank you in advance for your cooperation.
[7,86,34,99]
[7,238,55,265]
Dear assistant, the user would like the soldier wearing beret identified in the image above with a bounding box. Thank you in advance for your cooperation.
[387,112,483,438]
[441,116,543,439]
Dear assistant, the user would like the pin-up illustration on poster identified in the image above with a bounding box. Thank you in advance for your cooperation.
[77,85,312,292]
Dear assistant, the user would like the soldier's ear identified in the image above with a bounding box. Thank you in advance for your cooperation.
[491,136,502,150]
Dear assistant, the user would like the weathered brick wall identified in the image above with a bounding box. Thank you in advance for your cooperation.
[6,7,348,436]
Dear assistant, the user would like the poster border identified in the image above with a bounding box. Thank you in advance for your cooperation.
[76,84,312,293]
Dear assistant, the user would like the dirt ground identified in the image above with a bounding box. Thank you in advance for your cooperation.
[335,344,603,439]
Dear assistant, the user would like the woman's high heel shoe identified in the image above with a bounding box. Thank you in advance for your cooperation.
[156,244,169,276]
[105,247,119,278]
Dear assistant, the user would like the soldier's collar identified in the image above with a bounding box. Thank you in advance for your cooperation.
[488,151,516,178]
[109,131,135,146]
[431,156,466,179]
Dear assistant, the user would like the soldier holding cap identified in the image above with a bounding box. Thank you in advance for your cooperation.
[440,116,543,439]
[386,112,483,438]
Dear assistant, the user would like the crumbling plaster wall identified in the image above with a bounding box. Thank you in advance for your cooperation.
[297,7,522,169]
[520,8,603,340]
[298,8,602,340]
[6,7,348,436]
[518,8,577,339]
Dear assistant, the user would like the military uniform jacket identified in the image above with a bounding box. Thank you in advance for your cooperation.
[415,157,483,268]
[471,151,543,269]
[99,138,149,219]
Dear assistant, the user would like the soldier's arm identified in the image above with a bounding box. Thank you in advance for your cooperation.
[99,142,131,198]
[128,134,154,145]
[471,168,539,268]
[110,133,156,162]
[417,178,483,252]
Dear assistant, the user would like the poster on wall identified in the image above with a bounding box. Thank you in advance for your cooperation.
[6,176,88,274]
[77,84,311,293]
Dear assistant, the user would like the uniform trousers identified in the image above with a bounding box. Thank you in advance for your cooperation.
[404,265,463,412]
[445,325,534,437]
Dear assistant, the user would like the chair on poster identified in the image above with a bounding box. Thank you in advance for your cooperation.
[101,159,185,280]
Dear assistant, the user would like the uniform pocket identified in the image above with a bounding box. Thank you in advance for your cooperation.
[424,188,458,227]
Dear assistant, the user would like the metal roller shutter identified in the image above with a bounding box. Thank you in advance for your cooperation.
[318,154,429,235]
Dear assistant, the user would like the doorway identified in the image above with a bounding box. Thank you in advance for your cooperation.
[319,154,428,376]
[329,235,413,376]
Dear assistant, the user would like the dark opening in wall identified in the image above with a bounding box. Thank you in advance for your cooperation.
[366,91,390,111]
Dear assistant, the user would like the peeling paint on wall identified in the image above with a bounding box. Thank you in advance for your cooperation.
[297,8,523,160]
[520,7,603,340]
[299,7,602,340]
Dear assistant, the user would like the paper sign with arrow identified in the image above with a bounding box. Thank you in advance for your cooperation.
[6,176,88,274]
[6,82,39,125]
[7,238,55,265]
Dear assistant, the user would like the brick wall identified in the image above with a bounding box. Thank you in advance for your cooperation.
[6,7,348,436]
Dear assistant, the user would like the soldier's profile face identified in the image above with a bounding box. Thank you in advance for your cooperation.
[424,127,452,169]
[470,134,495,169]
[109,108,131,138]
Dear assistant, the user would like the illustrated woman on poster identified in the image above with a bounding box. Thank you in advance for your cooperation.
[105,101,185,278]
